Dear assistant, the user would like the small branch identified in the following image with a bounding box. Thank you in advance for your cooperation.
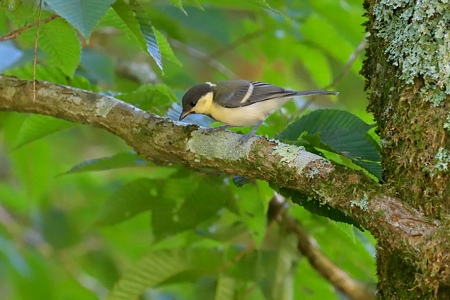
[210,29,265,58]
[271,195,376,300]
[324,35,368,90]
[0,15,59,42]
[170,39,238,79]
[296,35,368,116]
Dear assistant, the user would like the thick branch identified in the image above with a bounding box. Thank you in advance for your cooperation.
[0,75,448,284]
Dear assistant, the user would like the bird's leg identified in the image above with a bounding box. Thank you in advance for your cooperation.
[238,120,264,144]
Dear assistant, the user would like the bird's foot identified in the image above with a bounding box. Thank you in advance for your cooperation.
[238,132,255,144]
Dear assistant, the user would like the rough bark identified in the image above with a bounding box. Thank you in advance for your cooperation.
[363,0,450,297]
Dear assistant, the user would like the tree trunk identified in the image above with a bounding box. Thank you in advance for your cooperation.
[363,0,450,298]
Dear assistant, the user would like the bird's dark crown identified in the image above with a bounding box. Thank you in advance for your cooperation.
[182,83,215,108]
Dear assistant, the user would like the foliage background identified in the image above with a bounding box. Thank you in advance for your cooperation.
[0,0,376,299]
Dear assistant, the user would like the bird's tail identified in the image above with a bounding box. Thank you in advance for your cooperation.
[293,90,339,96]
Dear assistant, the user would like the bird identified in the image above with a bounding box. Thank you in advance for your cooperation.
[179,80,338,143]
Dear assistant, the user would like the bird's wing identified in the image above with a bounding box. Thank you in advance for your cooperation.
[217,81,296,108]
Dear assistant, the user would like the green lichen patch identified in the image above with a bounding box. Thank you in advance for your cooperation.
[373,0,450,105]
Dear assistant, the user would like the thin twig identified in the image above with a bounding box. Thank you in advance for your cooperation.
[210,29,265,58]
[324,35,368,90]
[296,35,368,116]
[0,15,59,42]
[170,39,238,79]
[272,193,376,300]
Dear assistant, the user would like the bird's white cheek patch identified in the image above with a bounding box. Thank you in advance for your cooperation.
[192,92,214,114]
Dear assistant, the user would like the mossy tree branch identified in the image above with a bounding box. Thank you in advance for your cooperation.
[1,75,449,286]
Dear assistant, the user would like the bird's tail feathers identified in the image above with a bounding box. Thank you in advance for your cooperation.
[293,90,339,96]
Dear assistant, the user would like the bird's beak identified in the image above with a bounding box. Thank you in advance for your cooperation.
[179,110,192,121]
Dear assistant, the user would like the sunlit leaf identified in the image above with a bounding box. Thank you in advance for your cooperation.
[45,0,115,38]
[111,0,147,50]
[154,27,182,67]
[39,18,81,76]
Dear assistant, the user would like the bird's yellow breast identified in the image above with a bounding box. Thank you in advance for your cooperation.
[208,98,289,126]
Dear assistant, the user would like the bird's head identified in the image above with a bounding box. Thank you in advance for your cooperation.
[179,82,216,120]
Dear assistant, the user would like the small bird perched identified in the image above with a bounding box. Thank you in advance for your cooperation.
[179,80,338,142]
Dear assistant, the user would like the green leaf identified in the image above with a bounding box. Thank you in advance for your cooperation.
[183,0,205,10]
[277,187,363,230]
[129,0,163,70]
[111,0,147,51]
[116,84,178,113]
[150,175,233,239]
[234,182,271,247]
[215,275,236,300]
[95,178,155,227]
[39,18,81,76]
[154,27,182,67]
[5,64,98,90]
[45,0,115,38]
[277,109,382,180]
[243,0,283,15]
[106,249,191,300]
[14,115,75,150]
[167,0,187,14]
[61,152,149,176]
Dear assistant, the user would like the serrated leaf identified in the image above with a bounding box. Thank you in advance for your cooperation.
[95,178,155,227]
[39,18,81,76]
[45,0,115,38]
[61,152,148,176]
[183,0,204,10]
[111,0,147,50]
[129,0,163,70]
[106,249,191,300]
[154,27,182,67]
[277,187,363,230]
[277,109,381,180]
[244,0,283,16]
[167,0,187,14]
[13,115,75,150]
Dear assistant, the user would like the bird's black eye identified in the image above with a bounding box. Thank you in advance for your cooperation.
[190,101,197,107]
